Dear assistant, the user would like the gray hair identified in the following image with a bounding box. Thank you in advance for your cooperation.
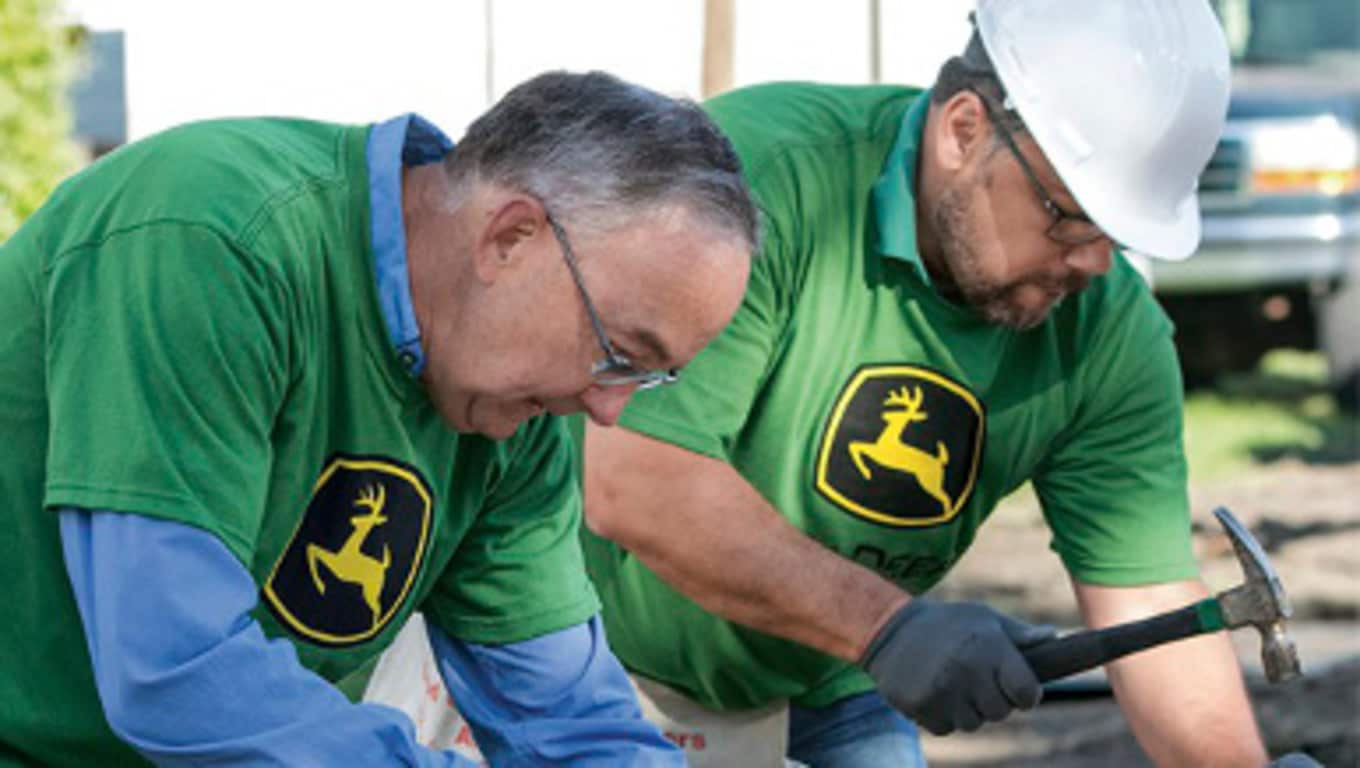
[931,30,1028,135]
[445,70,759,254]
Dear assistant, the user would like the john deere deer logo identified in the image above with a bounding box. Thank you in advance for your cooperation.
[817,366,984,527]
[848,386,953,514]
[263,455,432,647]
[306,484,393,630]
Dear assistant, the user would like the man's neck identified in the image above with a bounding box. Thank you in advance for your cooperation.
[911,154,962,303]
[915,221,959,302]
[402,164,457,350]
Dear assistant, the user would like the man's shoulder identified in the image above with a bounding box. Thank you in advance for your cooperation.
[43,118,366,252]
[1056,254,1174,364]
[1081,255,1167,322]
[704,82,924,176]
[139,116,358,158]
[120,117,361,204]
[706,81,922,115]
[97,117,359,186]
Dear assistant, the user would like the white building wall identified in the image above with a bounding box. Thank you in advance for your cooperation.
[488,0,704,103]
[878,0,974,87]
[67,0,488,140]
[64,0,975,142]
[733,0,873,85]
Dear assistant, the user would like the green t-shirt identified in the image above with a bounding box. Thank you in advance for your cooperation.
[0,118,598,766]
[583,82,1196,712]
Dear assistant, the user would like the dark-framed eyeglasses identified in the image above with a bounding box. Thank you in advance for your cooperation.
[544,213,679,391]
[968,88,1109,247]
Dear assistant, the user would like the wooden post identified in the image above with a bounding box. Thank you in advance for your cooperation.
[702,0,735,98]
[869,0,882,84]
[484,0,496,104]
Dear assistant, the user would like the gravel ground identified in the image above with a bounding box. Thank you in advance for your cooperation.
[923,460,1360,766]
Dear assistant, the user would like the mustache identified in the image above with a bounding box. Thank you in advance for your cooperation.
[1033,273,1090,297]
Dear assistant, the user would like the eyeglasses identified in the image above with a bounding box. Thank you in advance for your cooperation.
[969,89,1108,247]
[545,214,679,391]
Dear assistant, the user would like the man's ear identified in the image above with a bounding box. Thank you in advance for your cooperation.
[471,195,548,284]
[933,90,991,172]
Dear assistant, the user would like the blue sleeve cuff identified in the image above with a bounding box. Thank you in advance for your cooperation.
[428,616,683,767]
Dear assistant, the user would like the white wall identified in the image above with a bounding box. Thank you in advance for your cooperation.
[64,0,974,142]
[67,0,488,140]
[733,0,873,85]
[878,0,973,87]
[488,0,703,102]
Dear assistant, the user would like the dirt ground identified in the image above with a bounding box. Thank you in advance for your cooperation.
[923,459,1360,767]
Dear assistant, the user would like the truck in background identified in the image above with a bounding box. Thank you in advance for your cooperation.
[1154,0,1359,408]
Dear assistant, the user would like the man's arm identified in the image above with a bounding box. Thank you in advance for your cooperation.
[427,615,682,766]
[584,422,907,661]
[1074,578,1267,767]
[60,509,471,768]
[585,424,1053,735]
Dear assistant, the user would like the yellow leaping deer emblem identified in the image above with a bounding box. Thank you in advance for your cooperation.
[847,386,954,514]
[307,484,392,629]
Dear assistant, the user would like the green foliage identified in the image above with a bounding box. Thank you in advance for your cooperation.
[995,351,1357,518]
[1183,350,1360,480]
[0,0,81,241]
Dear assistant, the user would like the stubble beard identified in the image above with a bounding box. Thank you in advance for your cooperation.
[931,184,1064,331]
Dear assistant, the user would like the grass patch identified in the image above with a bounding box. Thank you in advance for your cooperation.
[997,350,1357,513]
[1183,349,1359,481]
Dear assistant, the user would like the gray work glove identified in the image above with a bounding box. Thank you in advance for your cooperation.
[859,599,1056,736]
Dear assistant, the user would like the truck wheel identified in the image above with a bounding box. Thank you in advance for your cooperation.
[1159,292,1307,390]
[1317,273,1360,413]
[1335,370,1359,412]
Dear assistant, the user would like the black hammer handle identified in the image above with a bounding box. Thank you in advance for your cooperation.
[1021,598,1224,683]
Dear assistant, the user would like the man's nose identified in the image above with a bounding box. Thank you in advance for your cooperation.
[1063,236,1115,278]
[580,384,637,427]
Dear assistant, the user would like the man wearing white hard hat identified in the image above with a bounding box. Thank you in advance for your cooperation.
[577,1,1276,765]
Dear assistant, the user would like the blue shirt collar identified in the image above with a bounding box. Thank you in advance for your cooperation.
[367,113,454,377]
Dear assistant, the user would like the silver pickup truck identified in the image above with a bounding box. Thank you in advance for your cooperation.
[1153,0,1358,408]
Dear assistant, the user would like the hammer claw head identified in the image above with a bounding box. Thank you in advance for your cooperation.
[1214,507,1292,619]
[1213,507,1299,685]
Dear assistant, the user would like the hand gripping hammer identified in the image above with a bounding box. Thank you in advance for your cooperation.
[1021,507,1301,684]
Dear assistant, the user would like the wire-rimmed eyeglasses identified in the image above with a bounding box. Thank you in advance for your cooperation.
[968,88,1109,247]
[545,214,679,391]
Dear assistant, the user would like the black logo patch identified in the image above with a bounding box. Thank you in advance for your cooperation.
[263,455,432,647]
[816,365,984,527]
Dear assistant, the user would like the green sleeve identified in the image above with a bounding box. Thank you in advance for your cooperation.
[422,416,601,644]
[43,224,290,563]
[1034,288,1198,586]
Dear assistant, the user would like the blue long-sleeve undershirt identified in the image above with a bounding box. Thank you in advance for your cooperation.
[59,509,680,767]
[429,610,680,767]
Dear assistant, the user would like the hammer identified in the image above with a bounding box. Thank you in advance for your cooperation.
[1021,507,1301,684]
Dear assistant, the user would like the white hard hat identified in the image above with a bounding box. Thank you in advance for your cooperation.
[974,0,1232,260]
